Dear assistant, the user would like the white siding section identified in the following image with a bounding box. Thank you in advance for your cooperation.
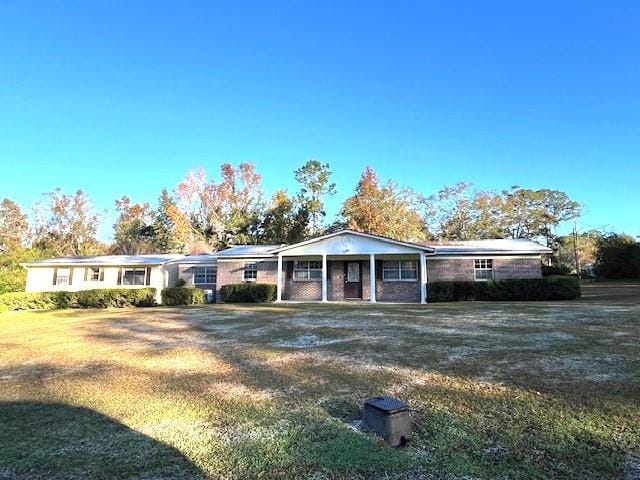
[25,265,168,304]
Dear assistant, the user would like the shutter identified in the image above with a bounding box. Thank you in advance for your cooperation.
[375,260,383,280]
[52,268,58,285]
[68,268,73,286]
[286,261,293,280]
[117,269,122,285]
[84,268,88,281]
[99,268,104,281]
[145,268,151,286]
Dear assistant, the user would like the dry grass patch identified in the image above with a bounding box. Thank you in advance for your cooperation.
[1,284,639,479]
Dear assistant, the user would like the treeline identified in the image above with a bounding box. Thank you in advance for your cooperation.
[0,159,635,293]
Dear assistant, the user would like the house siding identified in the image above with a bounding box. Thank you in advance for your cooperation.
[427,258,476,282]
[215,260,278,302]
[376,280,420,302]
[493,257,541,279]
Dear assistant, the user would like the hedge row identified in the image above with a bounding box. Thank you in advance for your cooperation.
[220,283,277,303]
[0,288,157,311]
[428,276,581,302]
[161,287,206,306]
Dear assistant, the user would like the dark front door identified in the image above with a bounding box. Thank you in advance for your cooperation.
[344,261,362,299]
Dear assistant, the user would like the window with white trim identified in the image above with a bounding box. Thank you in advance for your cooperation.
[123,268,147,286]
[293,260,322,281]
[474,259,493,280]
[243,262,258,282]
[56,268,70,286]
[194,266,215,284]
[382,260,417,281]
[89,267,102,281]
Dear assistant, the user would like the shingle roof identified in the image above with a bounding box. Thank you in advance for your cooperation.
[22,254,184,267]
[419,238,551,255]
[166,254,218,265]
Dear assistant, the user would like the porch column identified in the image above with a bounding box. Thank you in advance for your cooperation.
[321,254,328,302]
[420,251,427,304]
[276,253,283,302]
[369,254,376,303]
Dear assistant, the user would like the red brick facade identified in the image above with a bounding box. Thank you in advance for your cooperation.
[216,260,278,303]
[218,255,543,303]
[427,256,541,283]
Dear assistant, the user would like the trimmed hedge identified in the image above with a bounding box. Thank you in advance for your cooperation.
[0,288,157,311]
[428,276,581,302]
[220,283,277,303]
[161,287,205,306]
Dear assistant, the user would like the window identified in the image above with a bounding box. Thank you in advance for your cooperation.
[293,260,322,281]
[243,262,257,282]
[122,268,147,286]
[55,268,70,286]
[382,260,417,281]
[87,267,103,281]
[194,266,216,284]
[474,259,493,280]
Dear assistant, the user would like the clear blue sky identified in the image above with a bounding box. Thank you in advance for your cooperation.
[1,1,638,241]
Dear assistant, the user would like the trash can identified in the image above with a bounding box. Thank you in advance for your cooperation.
[203,289,214,304]
[362,396,412,447]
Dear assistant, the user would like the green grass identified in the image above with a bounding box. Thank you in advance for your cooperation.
[0,283,639,479]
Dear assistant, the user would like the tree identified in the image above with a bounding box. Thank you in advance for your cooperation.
[111,196,156,254]
[594,233,640,279]
[341,166,426,242]
[152,189,182,253]
[260,190,310,244]
[294,160,336,236]
[423,183,506,240]
[0,198,30,253]
[555,230,601,274]
[174,163,265,248]
[502,187,581,242]
[33,189,101,256]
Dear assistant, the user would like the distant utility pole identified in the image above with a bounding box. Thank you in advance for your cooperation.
[573,222,581,279]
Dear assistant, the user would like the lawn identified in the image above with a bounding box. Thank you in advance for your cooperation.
[0,283,639,479]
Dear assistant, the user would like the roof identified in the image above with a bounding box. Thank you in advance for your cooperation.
[272,230,434,253]
[215,244,283,258]
[165,254,218,265]
[419,238,552,255]
[21,254,184,267]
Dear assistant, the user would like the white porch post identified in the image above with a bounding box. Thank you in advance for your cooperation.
[369,253,376,303]
[276,253,283,302]
[420,251,427,304]
[321,254,328,302]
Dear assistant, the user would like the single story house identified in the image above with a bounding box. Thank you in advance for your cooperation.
[22,230,551,304]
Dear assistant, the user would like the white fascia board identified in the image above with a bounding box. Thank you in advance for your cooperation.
[217,257,277,262]
[430,254,543,260]
[272,230,434,254]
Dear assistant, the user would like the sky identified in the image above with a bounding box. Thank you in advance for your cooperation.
[0,0,638,241]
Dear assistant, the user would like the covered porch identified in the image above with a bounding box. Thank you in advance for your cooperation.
[272,231,433,303]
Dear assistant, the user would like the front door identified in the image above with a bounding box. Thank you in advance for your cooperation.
[344,262,362,299]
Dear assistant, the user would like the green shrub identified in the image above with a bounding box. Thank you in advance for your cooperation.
[161,287,205,306]
[428,276,580,302]
[174,279,186,287]
[0,288,157,311]
[220,283,277,303]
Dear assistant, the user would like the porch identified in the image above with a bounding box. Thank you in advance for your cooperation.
[276,253,428,303]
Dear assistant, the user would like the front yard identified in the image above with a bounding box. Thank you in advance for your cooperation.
[1,283,639,479]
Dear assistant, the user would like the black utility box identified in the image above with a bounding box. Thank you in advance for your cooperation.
[362,396,411,447]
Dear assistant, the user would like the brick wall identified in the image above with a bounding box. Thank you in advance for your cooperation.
[493,257,541,279]
[376,280,420,302]
[426,256,542,282]
[216,260,279,302]
[427,258,475,282]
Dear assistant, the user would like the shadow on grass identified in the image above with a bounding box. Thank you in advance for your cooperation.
[0,401,206,479]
